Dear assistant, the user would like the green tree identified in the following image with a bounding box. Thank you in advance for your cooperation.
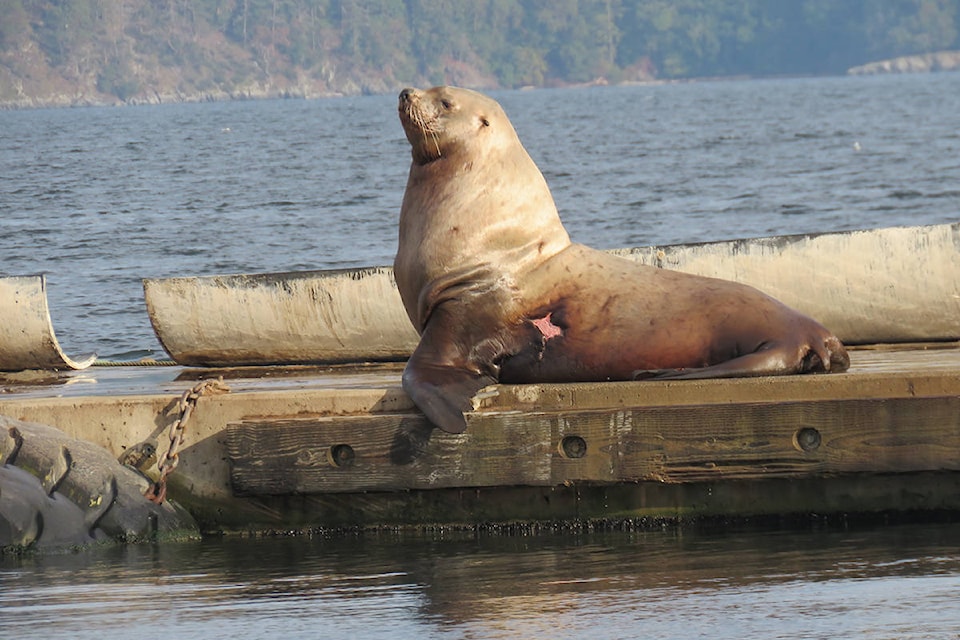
[869,0,959,55]
[4,0,960,106]
[35,0,98,67]
[0,0,31,49]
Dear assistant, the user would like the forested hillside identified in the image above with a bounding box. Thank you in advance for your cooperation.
[1,0,958,107]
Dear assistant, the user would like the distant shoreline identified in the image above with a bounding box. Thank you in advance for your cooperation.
[0,74,809,111]
[847,50,960,75]
[3,54,958,112]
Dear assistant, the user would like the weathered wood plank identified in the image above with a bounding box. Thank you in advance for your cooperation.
[226,396,960,496]
[225,413,554,495]
[620,397,960,481]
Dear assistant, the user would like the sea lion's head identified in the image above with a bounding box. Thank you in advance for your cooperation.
[398,86,514,166]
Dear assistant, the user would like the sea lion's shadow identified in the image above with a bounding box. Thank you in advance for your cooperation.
[389,416,435,466]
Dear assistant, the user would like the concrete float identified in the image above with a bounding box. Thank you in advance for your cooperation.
[143,267,418,367]
[611,222,960,345]
[0,275,96,371]
[143,223,960,367]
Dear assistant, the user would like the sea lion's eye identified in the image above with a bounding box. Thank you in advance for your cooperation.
[441,99,453,109]
[481,118,490,127]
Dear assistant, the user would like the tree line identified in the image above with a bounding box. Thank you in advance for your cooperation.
[0,0,957,104]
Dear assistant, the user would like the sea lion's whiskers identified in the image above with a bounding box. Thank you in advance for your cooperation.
[411,110,441,159]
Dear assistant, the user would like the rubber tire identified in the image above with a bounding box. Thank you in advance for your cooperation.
[1,415,198,552]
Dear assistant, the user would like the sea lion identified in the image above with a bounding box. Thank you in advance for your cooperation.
[395,86,850,434]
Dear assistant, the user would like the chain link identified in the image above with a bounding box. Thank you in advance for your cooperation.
[145,377,230,504]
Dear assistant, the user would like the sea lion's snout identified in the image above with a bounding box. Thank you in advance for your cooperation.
[398,87,419,109]
[398,87,442,164]
[398,87,424,124]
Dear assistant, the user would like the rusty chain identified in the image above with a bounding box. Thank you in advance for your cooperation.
[145,377,230,504]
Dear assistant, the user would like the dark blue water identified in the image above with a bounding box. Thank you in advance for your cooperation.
[1,73,959,360]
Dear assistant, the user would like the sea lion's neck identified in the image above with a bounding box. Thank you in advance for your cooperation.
[395,152,570,328]
[400,156,570,267]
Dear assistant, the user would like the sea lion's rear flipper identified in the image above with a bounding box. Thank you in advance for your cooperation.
[633,357,781,381]
[634,338,850,380]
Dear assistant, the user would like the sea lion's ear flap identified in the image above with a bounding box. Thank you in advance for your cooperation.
[480,116,490,127]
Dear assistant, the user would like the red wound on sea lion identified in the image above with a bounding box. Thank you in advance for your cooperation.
[532,313,563,340]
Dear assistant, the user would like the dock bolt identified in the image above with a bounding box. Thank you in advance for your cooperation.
[328,444,356,467]
[794,427,822,452]
[559,435,587,459]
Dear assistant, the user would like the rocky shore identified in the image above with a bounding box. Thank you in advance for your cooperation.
[847,50,960,75]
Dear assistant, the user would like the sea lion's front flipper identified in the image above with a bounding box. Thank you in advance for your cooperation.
[401,316,499,433]
[402,358,495,434]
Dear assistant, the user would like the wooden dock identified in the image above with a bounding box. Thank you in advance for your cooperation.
[1,343,958,533]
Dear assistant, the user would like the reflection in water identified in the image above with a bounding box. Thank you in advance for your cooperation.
[2,522,958,639]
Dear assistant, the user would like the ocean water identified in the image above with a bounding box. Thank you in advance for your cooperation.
[1,523,959,639]
[1,72,959,359]
[1,73,960,638]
